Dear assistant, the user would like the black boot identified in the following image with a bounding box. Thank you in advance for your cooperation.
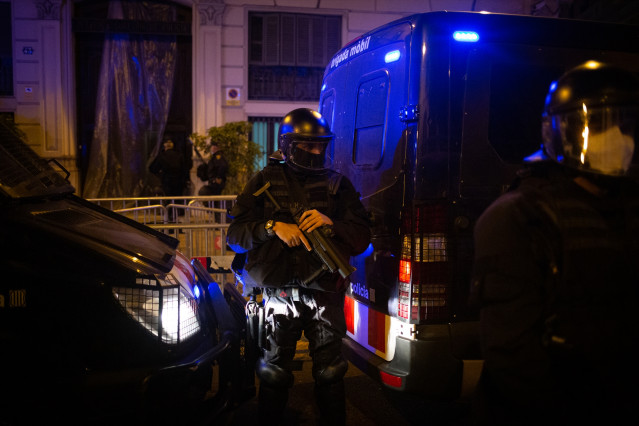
[314,380,346,426]
[258,383,288,426]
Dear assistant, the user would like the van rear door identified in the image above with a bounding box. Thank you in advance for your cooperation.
[320,20,414,360]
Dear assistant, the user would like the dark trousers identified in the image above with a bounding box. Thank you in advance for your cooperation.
[258,288,347,426]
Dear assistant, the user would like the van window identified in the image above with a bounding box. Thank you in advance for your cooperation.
[488,62,562,162]
[481,47,638,164]
[353,74,388,167]
[320,91,336,163]
[320,92,334,129]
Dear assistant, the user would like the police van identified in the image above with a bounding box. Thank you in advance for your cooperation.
[318,11,639,399]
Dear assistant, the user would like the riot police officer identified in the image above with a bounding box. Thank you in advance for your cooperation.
[471,61,639,425]
[227,108,371,425]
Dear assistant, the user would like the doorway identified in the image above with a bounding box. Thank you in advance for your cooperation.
[73,0,192,195]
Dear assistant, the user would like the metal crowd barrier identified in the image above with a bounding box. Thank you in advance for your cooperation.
[88,195,237,261]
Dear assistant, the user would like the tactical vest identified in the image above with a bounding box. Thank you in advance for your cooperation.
[244,163,345,291]
[260,163,340,221]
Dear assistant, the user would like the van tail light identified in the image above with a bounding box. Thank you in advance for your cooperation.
[380,370,403,388]
[398,204,450,322]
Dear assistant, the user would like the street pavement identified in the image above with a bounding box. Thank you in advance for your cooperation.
[220,337,472,426]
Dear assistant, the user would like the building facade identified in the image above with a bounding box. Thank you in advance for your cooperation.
[0,0,593,192]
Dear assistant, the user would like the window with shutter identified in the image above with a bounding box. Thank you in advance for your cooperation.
[248,11,342,101]
[249,15,263,63]
[281,14,296,66]
[296,16,311,66]
[264,15,280,65]
[326,17,341,61]
[312,17,325,67]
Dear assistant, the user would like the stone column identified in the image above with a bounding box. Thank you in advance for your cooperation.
[13,0,78,188]
[192,0,225,135]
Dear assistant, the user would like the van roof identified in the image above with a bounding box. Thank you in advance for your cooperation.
[323,10,639,79]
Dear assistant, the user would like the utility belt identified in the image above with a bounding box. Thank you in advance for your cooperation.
[247,287,302,358]
[263,286,301,301]
[246,293,266,358]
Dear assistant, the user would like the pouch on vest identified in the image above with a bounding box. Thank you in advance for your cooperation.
[244,238,292,288]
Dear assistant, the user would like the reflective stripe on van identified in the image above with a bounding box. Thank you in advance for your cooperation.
[344,293,415,362]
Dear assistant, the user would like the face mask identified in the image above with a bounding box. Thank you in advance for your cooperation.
[585,125,635,175]
[290,147,325,170]
[288,142,328,172]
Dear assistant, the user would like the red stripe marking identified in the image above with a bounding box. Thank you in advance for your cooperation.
[344,295,354,334]
[192,257,208,269]
[368,308,386,353]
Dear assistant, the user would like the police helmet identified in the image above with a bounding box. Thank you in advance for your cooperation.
[278,108,334,173]
[541,61,639,177]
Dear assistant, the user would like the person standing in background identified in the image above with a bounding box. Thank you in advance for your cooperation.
[150,136,187,198]
[198,142,228,195]
[150,135,188,222]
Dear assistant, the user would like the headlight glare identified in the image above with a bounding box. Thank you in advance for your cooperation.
[113,276,200,344]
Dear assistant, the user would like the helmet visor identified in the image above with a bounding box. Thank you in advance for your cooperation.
[547,105,638,176]
[288,140,333,172]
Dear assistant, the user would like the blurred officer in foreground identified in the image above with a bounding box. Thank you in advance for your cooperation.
[227,108,371,426]
[471,61,639,425]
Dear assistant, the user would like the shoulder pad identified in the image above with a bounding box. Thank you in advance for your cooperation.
[268,150,285,163]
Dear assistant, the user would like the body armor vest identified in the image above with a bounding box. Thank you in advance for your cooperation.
[246,163,344,291]
[260,163,338,221]
[516,168,639,399]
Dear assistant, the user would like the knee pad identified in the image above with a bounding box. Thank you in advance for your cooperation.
[256,358,294,389]
[314,355,348,385]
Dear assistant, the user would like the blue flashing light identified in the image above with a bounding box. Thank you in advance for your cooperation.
[193,284,201,299]
[361,243,374,258]
[523,148,547,163]
[453,31,479,42]
[384,50,401,63]
[321,83,327,92]
[353,243,374,261]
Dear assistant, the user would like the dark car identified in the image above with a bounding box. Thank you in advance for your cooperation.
[0,121,254,425]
